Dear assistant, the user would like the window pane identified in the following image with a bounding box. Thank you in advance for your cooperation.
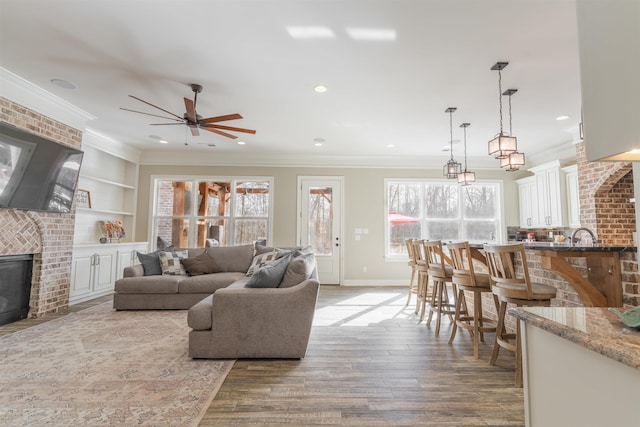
[157,181,193,216]
[234,219,268,245]
[463,185,496,218]
[235,181,270,217]
[389,222,421,255]
[424,184,458,218]
[426,221,460,241]
[195,218,227,248]
[464,221,497,242]
[387,183,421,217]
[155,217,191,248]
[308,186,332,255]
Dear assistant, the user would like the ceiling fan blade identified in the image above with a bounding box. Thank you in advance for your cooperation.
[190,126,200,136]
[120,108,184,123]
[204,124,256,135]
[202,127,238,139]
[128,95,183,120]
[184,97,197,122]
[200,113,243,124]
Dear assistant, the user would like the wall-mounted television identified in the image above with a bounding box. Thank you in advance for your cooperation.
[0,122,84,213]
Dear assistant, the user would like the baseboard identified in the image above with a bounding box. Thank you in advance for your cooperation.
[340,280,408,286]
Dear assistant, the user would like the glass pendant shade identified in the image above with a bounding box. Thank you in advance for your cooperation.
[444,158,462,179]
[500,151,525,171]
[457,170,476,186]
[488,133,517,159]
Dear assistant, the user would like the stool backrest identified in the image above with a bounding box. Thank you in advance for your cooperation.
[447,241,478,287]
[483,243,533,299]
[405,239,416,265]
[411,239,425,264]
[422,240,447,277]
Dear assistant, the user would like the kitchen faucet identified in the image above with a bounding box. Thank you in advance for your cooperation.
[570,227,598,246]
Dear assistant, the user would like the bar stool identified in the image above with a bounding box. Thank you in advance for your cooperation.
[404,239,419,307]
[411,239,431,320]
[423,240,456,336]
[483,243,557,387]
[447,241,500,359]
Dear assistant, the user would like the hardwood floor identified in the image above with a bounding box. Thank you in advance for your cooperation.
[0,287,524,426]
[202,286,524,426]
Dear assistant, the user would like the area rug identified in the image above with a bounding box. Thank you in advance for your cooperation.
[0,302,234,426]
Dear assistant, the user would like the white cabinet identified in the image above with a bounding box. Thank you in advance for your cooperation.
[529,161,566,227]
[70,242,148,304]
[516,176,539,228]
[563,164,580,227]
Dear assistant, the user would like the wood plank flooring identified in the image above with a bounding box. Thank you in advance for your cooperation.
[201,286,524,426]
[0,287,525,426]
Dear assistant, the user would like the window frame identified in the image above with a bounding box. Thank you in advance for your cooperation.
[384,178,505,261]
[149,175,274,248]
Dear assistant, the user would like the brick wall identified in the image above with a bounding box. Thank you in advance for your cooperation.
[0,97,83,317]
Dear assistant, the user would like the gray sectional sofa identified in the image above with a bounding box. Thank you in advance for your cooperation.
[113,244,320,359]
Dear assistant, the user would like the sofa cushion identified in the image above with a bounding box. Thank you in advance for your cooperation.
[245,254,291,288]
[246,251,278,276]
[178,272,247,294]
[137,248,174,276]
[187,295,213,330]
[181,252,216,276]
[114,275,181,294]
[158,250,189,276]
[279,252,316,288]
[206,244,254,273]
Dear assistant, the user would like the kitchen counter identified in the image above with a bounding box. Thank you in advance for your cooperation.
[510,306,640,427]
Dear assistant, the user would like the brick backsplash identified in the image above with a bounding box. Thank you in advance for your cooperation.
[1,97,82,317]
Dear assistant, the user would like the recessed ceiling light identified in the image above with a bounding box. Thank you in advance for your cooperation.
[237,141,246,145]
[159,140,169,144]
[314,85,327,93]
[386,144,395,148]
[286,26,335,40]
[346,27,397,41]
[556,115,570,121]
[314,142,323,147]
[50,79,76,89]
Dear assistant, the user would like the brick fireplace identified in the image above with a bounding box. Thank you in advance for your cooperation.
[0,97,83,317]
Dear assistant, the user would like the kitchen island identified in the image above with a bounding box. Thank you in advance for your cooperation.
[510,306,640,427]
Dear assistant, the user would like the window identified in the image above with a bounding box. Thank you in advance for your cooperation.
[151,177,272,248]
[385,179,502,258]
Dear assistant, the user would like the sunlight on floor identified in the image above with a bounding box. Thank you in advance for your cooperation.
[314,292,417,326]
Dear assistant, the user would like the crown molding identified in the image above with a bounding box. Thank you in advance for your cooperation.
[0,67,95,131]
[83,128,141,163]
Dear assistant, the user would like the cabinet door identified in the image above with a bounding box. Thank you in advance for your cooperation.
[93,251,116,292]
[70,253,94,300]
[544,167,564,227]
[565,169,580,227]
[518,179,538,228]
[116,250,133,280]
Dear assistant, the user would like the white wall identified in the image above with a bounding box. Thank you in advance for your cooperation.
[135,164,521,284]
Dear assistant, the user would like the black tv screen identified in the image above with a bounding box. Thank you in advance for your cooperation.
[0,122,84,213]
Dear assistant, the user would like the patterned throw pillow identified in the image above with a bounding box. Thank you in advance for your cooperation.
[158,250,189,276]
[246,251,278,276]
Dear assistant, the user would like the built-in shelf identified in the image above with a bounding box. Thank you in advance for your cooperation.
[76,207,134,216]
[82,174,135,190]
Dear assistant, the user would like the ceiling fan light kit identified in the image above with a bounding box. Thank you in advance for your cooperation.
[121,83,256,141]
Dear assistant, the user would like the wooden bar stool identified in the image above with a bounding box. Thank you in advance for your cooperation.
[447,241,500,359]
[411,239,431,320]
[423,240,456,336]
[404,239,419,307]
[483,243,557,387]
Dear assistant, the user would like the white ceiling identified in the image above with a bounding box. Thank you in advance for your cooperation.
[0,0,582,168]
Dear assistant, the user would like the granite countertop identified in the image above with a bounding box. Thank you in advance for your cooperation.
[509,306,640,371]
[469,242,637,252]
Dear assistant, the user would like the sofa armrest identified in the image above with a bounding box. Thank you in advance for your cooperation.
[208,279,320,354]
[123,264,145,278]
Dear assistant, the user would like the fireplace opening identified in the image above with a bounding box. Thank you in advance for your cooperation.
[0,254,33,326]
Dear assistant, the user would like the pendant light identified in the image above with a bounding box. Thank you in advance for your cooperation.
[500,88,525,171]
[443,107,462,179]
[458,122,476,185]
[487,62,517,159]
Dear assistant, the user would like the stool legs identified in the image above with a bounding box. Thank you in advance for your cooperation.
[405,266,417,306]
[449,290,500,359]
[426,279,457,336]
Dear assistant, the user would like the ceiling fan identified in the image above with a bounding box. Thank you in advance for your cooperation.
[120,84,256,139]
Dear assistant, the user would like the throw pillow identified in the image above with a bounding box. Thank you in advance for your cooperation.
[158,250,189,276]
[181,252,216,276]
[136,247,174,276]
[279,252,316,288]
[156,236,172,250]
[246,251,279,276]
[244,254,291,288]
